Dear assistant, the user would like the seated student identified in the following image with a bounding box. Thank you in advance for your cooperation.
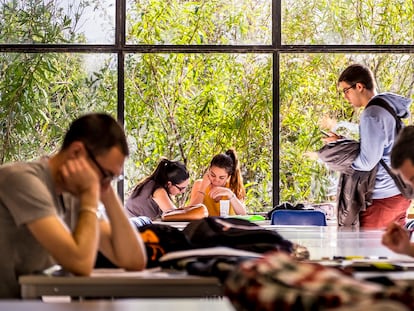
[189,148,247,216]
[0,113,147,298]
[125,158,190,220]
[382,125,414,255]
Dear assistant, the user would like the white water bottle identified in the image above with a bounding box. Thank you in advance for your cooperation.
[220,200,230,217]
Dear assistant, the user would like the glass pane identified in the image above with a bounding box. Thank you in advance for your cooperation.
[282,0,414,45]
[0,53,117,162]
[123,53,273,212]
[126,0,271,45]
[279,53,414,204]
[0,0,115,44]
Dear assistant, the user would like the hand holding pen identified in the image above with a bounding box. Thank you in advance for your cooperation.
[381,222,414,256]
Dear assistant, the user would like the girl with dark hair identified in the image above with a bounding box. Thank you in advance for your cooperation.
[125,158,190,220]
[189,148,247,216]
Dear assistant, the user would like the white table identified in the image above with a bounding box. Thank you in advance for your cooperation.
[0,298,235,311]
[20,224,414,301]
[270,226,414,261]
[155,219,414,261]
[19,269,223,300]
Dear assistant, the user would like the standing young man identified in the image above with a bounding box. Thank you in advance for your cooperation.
[324,63,412,228]
[0,113,147,298]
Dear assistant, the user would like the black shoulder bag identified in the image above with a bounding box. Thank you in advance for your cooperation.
[367,98,414,199]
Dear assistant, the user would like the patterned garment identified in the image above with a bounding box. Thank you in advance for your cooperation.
[224,251,414,311]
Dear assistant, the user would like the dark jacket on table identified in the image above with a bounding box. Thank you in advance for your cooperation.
[317,139,378,226]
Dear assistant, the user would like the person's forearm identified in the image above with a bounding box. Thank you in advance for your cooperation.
[67,187,100,274]
[101,187,147,270]
[71,211,100,274]
[230,195,247,215]
[189,180,208,206]
[189,190,205,205]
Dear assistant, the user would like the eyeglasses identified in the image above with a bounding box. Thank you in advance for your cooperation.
[342,83,357,95]
[173,184,187,192]
[85,146,123,183]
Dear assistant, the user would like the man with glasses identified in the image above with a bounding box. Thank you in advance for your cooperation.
[0,113,147,298]
[323,63,412,228]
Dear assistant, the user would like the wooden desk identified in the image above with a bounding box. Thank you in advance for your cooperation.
[0,299,235,311]
[19,269,223,300]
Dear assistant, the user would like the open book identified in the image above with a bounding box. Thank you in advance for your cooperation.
[161,204,208,222]
[159,246,263,263]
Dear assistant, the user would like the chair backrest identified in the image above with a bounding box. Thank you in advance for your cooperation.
[270,210,327,226]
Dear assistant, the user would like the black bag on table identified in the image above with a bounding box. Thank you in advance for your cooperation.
[182,216,294,254]
[137,223,192,268]
[159,217,308,280]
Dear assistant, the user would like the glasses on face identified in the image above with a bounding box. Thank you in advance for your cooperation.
[342,83,357,95]
[173,184,187,192]
[85,146,123,183]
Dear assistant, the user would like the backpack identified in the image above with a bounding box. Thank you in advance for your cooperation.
[137,223,193,268]
[158,217,309,280]
[182,217,295,254]
[367,98,414,199]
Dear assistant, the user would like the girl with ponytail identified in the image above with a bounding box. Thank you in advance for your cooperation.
[189,148,247,216]
[125,158,190,220]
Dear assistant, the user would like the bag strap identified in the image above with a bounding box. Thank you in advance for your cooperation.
[366,97,402,133]
[368,98,403,179]
[379,158,394,174]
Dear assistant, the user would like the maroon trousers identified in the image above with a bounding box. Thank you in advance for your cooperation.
[359,194,411,229]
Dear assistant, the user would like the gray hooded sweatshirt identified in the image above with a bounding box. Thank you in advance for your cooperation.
[353,92,412,199]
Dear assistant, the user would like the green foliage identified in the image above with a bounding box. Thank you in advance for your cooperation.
[279,0,414,204]
[0,0,87,43]
[282,0,414,44]
[128,0,271,44]
[0,1,112,163]
[122,0,274,209]
[122,52,273,208]
[279,53,414,204]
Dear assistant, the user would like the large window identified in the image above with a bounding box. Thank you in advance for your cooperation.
[1,0,413,211]
[282,0,413,45]
[126,0,271,45]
